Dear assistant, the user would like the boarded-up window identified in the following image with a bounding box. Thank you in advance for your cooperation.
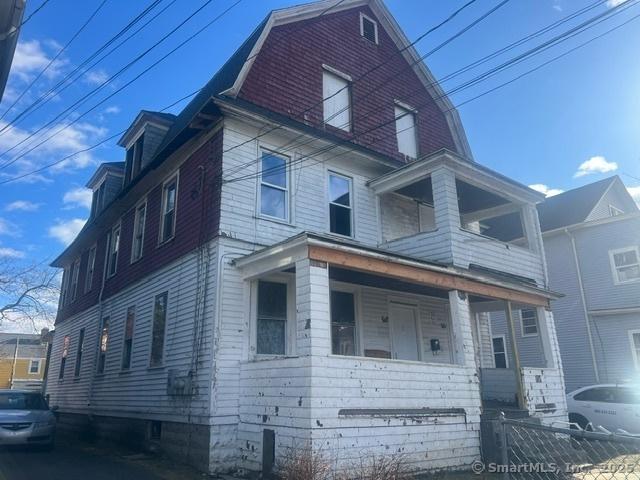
[331,291,356,356]
[97,317,109,374]
[257,281,287,355]
[323,70,351,131]
[122,307,135,370]
[74,328,85,377]
[150,293,168,366]
[492,336,507,369]
[395,104,417,159]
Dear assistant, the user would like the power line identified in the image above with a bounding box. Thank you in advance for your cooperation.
[224,0,640,185]
[1,0,108,122]
[20,0,52,27]
[0,0,235,169]
[0,0,166,135]
[0,89,200,186]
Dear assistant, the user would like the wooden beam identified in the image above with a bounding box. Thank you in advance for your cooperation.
[308,245,550,307]
[505,301,526,410]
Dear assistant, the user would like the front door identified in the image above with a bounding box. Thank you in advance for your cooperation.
[390,303,420,361]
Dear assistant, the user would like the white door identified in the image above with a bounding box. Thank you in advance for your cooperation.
[390,303,420,361]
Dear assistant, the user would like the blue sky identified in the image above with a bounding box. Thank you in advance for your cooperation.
[0,0,639,301]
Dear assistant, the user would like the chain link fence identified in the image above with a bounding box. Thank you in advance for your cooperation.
[494,415,640,480]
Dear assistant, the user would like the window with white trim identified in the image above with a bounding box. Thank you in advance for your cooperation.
[131,202,147,262]
[520,308,539,336]
[328,172,353,237]
[256,281,287,355]
[97,317,109,374]
[107,224,121,277]
[360,13,378,44]
[394,104,417,159]
[630,330,640,370]
[259,151,289,220]
[70,258,80,301]
[160,178,177,243]
[610,247,640,284]
[84,245,96,293]
[322,70,351,131]
[74,328,85,377]
[609,205,624,217]
[150,292,168,366]
[122,306,135,370]
[29,359,40,374]
[59,335,69,379]
[492,336,508,369]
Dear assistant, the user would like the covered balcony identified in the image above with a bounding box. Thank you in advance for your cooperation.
[369,150,547,287]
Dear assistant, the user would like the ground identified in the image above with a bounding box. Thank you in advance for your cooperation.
[0,441,214,480]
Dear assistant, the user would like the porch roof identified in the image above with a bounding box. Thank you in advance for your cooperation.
[233,232,561,307]
[367,149,545,204]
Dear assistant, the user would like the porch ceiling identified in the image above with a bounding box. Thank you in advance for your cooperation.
[233,232,560,307]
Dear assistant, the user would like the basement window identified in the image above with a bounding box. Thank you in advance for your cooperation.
[360,13,378,44]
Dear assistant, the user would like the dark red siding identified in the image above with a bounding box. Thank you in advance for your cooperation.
[56,130,223,324]
[238,6,457,163]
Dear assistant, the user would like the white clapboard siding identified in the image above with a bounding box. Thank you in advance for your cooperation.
[46,242,218,424]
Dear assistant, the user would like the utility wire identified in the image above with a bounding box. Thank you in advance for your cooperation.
[1,0,108,122]
[0,0,166,135]
[225,0,636,182]
[20,0,52,27]
[0,0,234,168]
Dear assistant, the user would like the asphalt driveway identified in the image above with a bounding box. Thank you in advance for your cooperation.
[0,441,211,480]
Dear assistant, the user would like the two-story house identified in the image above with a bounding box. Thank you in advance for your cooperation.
[0,333,48,391]
[45,0,567,475]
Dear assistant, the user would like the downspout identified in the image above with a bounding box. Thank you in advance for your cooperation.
[565,229,599,383]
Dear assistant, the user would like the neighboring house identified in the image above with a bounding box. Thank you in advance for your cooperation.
[0,0,25,101]
[537,176,640,392]
[45,0,566,475]
[0,333,49,391]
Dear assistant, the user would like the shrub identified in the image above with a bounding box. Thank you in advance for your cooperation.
[276,446,333,480]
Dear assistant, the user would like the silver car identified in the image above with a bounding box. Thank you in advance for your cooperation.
[0,390,56,448]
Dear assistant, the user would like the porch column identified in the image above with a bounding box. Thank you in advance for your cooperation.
[504,301,526,409]
[295,258,331,357]
[431,167,460,233]
[448,290,477,368]
[536,307,563,370]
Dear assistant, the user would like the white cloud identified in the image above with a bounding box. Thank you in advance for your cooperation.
[0,247,25,258]
[9,39,66,83]
[84,69,109,86]
[4,200,41,212]
[63,187,93,209]
[529,184,564,197]
[627,186,640,206]
[0,218,20,237]
[574,156,618,178]
[104,105,120,115]
[48,218,86,245]
[607,0,629,7]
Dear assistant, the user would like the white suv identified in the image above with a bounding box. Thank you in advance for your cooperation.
[566,384,640,435]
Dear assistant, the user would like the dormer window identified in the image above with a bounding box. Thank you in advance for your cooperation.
[132,134,144,177]
[360,13,378,44]
[91,181,106,217]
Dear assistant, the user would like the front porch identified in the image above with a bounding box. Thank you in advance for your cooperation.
[230,232,565,474]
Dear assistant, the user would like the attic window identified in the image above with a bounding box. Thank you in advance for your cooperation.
[132,133,145,177]
[360,13,378,44]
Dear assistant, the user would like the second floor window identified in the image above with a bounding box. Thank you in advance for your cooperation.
[395,104,417,159]
[323,69,351,131]
[328,172,353,237]
[259,151,288,220]
[85,245,96,293]
[107,225,121,277]
[610,247,640,284]
[97,317,109,374]
[520,308,539,336]
[161,178,177,243]
[74,328,85,377]
[70,258,80,301]
[29,360,40,374]
[132,202,147,262]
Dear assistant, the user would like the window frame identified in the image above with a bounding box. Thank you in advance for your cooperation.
[84,245,96,293]
[629,329,640,370]
[359,12,379,44]
[74,328,85,378]
[330,284,361,357]
[29,359,41,374]
[609,204,624,217]
[251,275,295,358]
[520,308,539,337]
[106,223,121,278]
[131,200,147,263]
[609,246,640,285]
[96,316,110,375]
[60,267,69,307]
[257,148,290,223]
[159,174,179,245]
[121,306,136,370]
[70,257,80,302]
[394,101,418,159]
[492,335,508,369]
[59,335,70,379]
[327,170,354,238]
[150,292,169,367]
[322,67,352,132]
